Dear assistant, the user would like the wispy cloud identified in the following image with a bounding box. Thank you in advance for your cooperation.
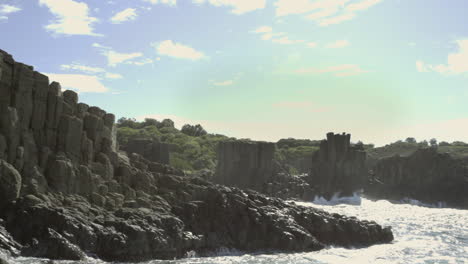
[296,64,368,77]
[110,8,137,24]
[417,39,468,75]
[60,63,122,79]
[153,40,205,60]
[92,43,145,66]
[274,0,382,26]
[193,0,266,14]
[39,0,100,36]
[347,0,382,11]
[251,26,272,33]
[143,0,177,5]
[251,26,304,45]
[44,73,109,93]
[212,80,234,86]
[0,4,21,20]
[326,39,350,48]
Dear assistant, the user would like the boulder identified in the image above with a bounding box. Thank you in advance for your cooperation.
[0,159,21,206]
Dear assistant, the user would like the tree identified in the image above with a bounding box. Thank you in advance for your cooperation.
[405,137,417,144]
[117,117,138,128]
[143,118,159,127]
[429,138,438,147]
[181,124,207,137]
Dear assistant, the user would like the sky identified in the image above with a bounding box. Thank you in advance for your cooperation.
[1,0,467,146]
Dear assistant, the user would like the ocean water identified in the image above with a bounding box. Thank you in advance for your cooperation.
[3,197,467,264]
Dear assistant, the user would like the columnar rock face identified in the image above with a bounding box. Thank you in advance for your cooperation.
[0,49,118,198]
[214,141,276,190]
[308,133,367,199]
[0,50,394,262]
[367,148,468,208]
[121,138,170,164]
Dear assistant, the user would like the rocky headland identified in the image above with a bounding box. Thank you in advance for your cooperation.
[0,50,394,261]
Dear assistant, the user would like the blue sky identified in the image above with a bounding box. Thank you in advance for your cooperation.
[1,0,467,145]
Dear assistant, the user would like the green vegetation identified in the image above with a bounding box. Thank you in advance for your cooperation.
[117,118,232,172]
[275,138,320,174]
[367,137,468,159]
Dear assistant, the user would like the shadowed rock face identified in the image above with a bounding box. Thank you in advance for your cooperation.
[214,141,276,190]
[121,138,170,164]
[367,148,468,208]
[0,49,393,262]
[308,133,367,199]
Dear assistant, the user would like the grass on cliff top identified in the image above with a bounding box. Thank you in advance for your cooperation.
[367,138,468,160]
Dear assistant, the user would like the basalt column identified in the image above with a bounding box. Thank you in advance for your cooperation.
[308,133,367,199]
[214,141,275,190]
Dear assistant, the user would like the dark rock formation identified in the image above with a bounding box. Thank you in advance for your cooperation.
[214,141,276,190]
[121,138,170,164]
[308,133,367,199]
[0,49,393,262]
[367,148,468,208]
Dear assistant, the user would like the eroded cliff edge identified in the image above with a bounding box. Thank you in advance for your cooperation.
[0,50,393,261]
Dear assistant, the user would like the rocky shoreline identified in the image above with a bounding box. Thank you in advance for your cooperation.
[0,50,394,262]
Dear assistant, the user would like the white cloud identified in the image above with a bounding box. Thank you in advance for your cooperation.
[346,0,382,11]
[44,73,109,93]
[212,80,234,86]
[153,40,205,60]
[193,0,266,14]
[417,39,468,75]
[61,63,105,74]
[60,63,123,79]
[319,13,355,26]
[128,58,154,66]
[143,0,177,5]
[104,50,143,66]
[251,27,303,45]
[326,39,350,48]
[296,64,367,77]
[110,8,137,24]
[0,4,21,13]
[251,26,272,33]
[0,4,21,21]
[275,0,382,26]
[272,36,304,45]
[92,43,144,66]
[416,61,428,73]
[105,72,123,79]
[39,0,100,36]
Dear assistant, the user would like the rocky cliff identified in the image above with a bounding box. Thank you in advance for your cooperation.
[214,141,276,190]
[308,133,367,199]
[367,148,468,208]
[0,49,393,262]
[121,138,170,165]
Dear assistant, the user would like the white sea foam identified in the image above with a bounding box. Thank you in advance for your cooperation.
[312,192,362,206]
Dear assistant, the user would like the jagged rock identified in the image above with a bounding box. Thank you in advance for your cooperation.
[214,141,276,190]
[0,159,22,207]
[21,166,48,195]
[45,157,76,193]
[22,228,85,261]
